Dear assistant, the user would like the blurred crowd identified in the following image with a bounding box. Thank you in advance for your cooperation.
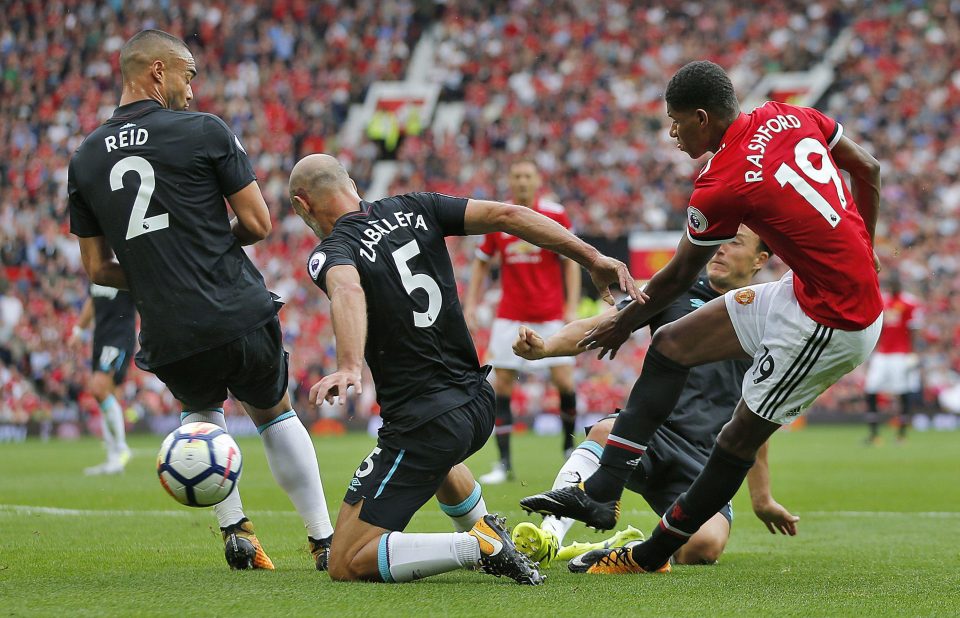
[1,0,957,434]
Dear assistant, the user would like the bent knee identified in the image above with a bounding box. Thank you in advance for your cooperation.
[675,537,726,565]
[327,558,367,582]
[650,325,687,364]
[586,419,613,444]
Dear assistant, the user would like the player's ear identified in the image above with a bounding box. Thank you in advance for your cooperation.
[151,59,165,83]
[697,108,709,127]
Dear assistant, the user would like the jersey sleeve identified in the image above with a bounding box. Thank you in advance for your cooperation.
[408,192,469,236]
[686,180,744,246]
[800,106,843,149]
[202,115,257,197]
[476,233,496,261]
[308,240,358,295]
[67,156,103,238]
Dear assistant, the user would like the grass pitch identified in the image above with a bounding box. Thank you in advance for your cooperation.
[1,425,959,617]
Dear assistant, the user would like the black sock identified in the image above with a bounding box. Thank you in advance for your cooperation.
[584,348,689,502]
[631,445,755,570]
[898,393,911,438]
[866,393,879,438]
[494,394,513,470]
[559,392,577,451]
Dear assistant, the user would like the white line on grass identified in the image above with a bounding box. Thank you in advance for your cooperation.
[3,504,960,518]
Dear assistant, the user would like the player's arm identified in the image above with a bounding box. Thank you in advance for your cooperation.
[462,199,640,304]
[227,181,272,245]
[562,257,582,322]
[580,236,715,359]
[78,236,128,290]
[310,264,366,406]
[514,307,616,360]
[831,135,881,243]
[462,255,492,331]
[746,441,799,536]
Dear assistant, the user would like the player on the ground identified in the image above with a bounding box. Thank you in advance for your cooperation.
[864,271,923,444]
[512,226,798,569]
[70,284,136,475]
[67,29,334,572]
[289,153,638,585]
[463,160,581,484]
[520,60,883,574]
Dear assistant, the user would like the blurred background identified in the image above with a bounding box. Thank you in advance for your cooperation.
[2,0,958,442]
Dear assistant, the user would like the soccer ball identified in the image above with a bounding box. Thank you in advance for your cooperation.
[156,422,242,507]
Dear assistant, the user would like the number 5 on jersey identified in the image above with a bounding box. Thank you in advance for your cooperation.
[392,240,441,328]
[111,156,169,240]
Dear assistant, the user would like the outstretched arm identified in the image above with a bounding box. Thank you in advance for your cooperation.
[462,199,640,304]
[311,265,366,406]
[747,441,799,535]
[563,258,582,323]
[513,308,615,360]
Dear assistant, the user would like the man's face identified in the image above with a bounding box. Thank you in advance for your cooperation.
[667,104,710,159]
[162,51,195,111]
[706,226,765,290]
[508,162,541,205]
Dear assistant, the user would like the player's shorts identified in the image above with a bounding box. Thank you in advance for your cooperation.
[151,316,288,410]
[864,352,920,395]
[725,272,882,425]
[91,339,134,385]
[594,413,733,525]
[344,382,495,530]
[487,318,574,371]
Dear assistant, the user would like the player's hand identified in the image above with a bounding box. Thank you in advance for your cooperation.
[753,499,799,535]
[513,325,547,360]
[310,369,363,406]
[577,311,632,360]
[588,256,645,306]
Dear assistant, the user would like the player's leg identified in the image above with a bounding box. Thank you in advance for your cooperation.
[234,318,334,570]
[863,355,884,444]
[436,463,487,531]
[84,370,117,474]
[86,343,131,474]
[673,511,731,565]
[481,366,518,484]
[550,363,578,456]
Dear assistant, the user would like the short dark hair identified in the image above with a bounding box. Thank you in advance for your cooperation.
[120,30,189,79]
[757,237,773,257]
[665,61,739,119]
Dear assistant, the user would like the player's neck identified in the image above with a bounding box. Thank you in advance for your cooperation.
[119,83,164,108]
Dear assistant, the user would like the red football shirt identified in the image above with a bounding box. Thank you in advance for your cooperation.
[686,101,882,330]
[876,291,921,353]
[477,198,571,322]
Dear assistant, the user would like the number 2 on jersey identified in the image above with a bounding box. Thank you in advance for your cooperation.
[774,138,847,228]
[110,156,169,240]
[392,240,441,328]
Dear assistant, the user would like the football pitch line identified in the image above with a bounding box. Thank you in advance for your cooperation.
[3,504,960,518]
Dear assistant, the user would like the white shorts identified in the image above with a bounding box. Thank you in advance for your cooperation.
[487,318,575,372]
[864,353,920,395]
[725,272,882,425]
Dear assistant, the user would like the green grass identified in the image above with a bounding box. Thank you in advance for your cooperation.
[1,426,959,617]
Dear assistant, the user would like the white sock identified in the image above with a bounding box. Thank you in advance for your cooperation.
[101,395,127,455]
[182,409,246,529]
[378,531,480,582]
[541,440,602,543]
[438,482,487,532]
[258,411,334,539]
[99,404,117,459]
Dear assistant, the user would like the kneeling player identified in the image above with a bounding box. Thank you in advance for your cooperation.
[515,227,798,571]
[289,153,637,584]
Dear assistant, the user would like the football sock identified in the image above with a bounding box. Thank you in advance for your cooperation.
[377,532,480,582]
[181,409,245,528]
[98,401,117,458]
[494,394,513,470]
[559,392,577,452]
[898,394,911,438]
[866,393,880,438]
[585,349,689,502]
[258,411,334,539]
[438,481,487,532]
[541,440,602,543]
[100,394,127,457]
[631,444,754,571]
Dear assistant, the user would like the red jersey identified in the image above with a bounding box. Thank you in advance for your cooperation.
[686,101,882,330]
[876,291,921,353]
[477,198,571,322]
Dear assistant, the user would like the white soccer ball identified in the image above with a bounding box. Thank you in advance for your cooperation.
[156,422,242,507]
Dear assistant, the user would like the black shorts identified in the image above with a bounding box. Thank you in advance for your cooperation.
[91,339,134,385]
[344,381,495,531]
[151,317,289,410]
[595,413,733,525]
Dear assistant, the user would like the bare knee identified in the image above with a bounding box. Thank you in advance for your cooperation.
[586,419,613,445]
[327,552,375,582]
[88,373,114,401]
[675,535,726,565]
[650,324,686,364]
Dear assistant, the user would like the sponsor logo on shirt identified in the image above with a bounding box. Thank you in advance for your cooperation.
[690,298,706,308]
